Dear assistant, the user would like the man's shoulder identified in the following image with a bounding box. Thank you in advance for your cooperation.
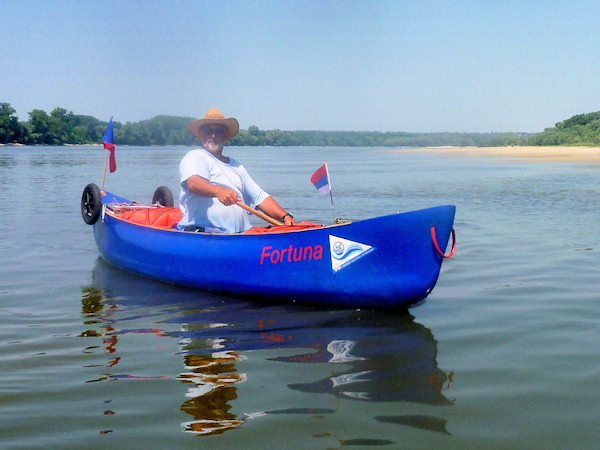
[184,148,206,157]
[182,148,210,162]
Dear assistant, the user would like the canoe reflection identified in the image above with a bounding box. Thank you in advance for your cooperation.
[85,258,453,437]
[178,350,246,435]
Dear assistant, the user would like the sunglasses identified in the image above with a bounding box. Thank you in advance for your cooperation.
[202,125,227,136]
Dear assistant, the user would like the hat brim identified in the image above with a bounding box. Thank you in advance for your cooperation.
[188,117,240,142]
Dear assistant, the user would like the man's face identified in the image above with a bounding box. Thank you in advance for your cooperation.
[200,124,227,153]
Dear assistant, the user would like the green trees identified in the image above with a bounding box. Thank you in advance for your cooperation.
[119,115,197,146]
[115,116,197,146]
[528,111,600,146]
[231,127,528,147]
[27,109,51,144]
[5,101,599,147]
[7,106,107,145]
[0,103,24,144]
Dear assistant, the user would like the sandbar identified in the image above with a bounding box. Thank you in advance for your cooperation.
[387,146,600,163]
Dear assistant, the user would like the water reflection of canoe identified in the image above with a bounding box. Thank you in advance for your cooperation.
[91,258,454,407]
[89,259,454,436]
[83,186,455,307]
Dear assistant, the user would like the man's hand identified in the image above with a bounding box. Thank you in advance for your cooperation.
[214,186,240,206]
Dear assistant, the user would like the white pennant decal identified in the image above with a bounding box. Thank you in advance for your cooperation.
[329,235,375,272]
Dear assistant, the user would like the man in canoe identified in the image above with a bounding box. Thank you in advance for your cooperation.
[177,108,297,233]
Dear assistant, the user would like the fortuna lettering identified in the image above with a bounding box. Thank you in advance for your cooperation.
[260,245,323,265]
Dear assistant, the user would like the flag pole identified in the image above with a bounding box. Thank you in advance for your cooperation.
[100,116,115,193]
[325,161,337,223]
[101,149,109,193]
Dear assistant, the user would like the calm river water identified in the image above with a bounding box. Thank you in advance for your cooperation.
[1,145,599,448]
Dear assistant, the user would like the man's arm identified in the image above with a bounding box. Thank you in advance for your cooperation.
[185,175,239,206]
[257,196,297,225]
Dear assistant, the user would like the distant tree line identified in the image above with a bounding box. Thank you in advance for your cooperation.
[0,103,197,146]
[230,126,529,147]
[3,101,598,147]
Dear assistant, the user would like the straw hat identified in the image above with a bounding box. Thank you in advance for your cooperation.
[188,108,240,142]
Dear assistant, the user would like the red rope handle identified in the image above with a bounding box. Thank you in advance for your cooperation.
[431,227,456,258]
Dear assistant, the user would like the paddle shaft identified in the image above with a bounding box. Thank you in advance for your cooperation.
[237,201,283,226]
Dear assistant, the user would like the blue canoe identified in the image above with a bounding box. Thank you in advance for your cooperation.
[81,184,456,308]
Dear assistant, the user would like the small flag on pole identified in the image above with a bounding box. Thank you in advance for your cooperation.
[103,117,116,173]
[311,162,336,222]
[310,163,330,195]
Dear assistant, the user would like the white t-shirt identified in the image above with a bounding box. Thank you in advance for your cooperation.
[178,149,270,233]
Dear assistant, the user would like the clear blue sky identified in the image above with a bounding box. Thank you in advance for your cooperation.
[2,0,600,132]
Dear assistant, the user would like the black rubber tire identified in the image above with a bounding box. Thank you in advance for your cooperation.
[81,183,102,225]
[152,185,174,207]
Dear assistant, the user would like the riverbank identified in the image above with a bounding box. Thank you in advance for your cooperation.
[388,146,600,163]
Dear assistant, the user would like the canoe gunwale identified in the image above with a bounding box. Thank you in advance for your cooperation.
[103,205,351,235]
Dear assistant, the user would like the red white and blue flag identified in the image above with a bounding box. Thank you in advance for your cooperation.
[103,117,117,173]
[310,163,330,195]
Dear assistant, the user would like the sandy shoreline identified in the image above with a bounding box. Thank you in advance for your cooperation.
[387,146,600,163]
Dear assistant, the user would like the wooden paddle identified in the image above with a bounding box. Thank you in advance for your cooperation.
[237,201,283,226]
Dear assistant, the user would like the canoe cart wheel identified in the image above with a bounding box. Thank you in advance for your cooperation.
[81,183,102,225]
[152,185,174,207]
[431,227,456,258]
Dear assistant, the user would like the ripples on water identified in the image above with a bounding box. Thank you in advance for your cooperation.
[83,259,453,440]
[1,146,599,448]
